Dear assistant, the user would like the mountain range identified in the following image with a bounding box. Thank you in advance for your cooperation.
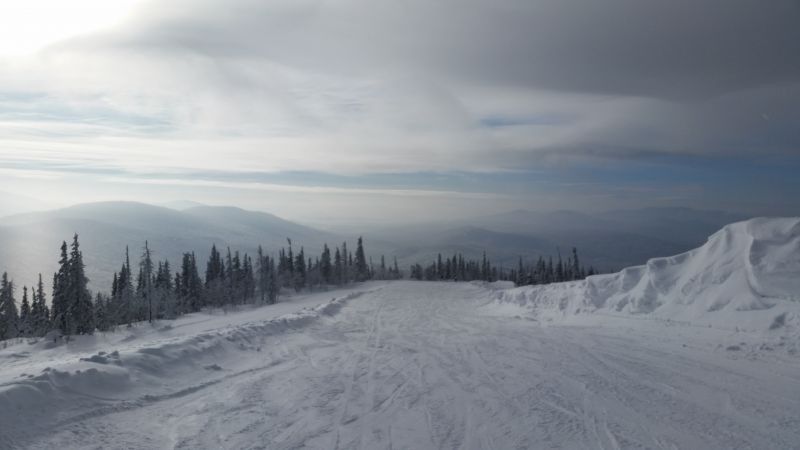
[0,201,750,293]
[0,202,336,292]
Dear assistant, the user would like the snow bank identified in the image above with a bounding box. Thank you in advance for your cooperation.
[495,217,800,333]
[0,289,371,446]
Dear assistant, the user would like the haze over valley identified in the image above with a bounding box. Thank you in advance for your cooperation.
[0,200,748,293]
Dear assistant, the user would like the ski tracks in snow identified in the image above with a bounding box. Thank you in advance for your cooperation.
[18,281,800,449]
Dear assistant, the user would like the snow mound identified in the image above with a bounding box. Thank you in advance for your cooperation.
[496,217,800,332]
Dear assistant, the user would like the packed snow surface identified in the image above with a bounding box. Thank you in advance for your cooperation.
[1,282,798,449]
[1,218,799,449]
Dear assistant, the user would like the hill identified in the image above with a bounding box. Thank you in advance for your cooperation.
[0,202,337,292]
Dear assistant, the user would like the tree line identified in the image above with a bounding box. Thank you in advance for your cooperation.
[409,247,595,284]
[0,235,593,341]
[0,235,399,341]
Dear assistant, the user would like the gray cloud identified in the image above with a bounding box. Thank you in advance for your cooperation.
[94,0,800,98]
[1,0,798,179]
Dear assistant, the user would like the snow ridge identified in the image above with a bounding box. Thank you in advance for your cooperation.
[496,217,800,332]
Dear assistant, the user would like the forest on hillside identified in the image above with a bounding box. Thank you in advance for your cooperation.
[0,235,593,342]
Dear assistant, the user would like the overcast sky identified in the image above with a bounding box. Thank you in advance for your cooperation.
[1,0,799,223]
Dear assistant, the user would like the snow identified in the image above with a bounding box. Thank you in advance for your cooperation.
[0,284,380,448]
[495,217,800,334]
[1,218,799,448]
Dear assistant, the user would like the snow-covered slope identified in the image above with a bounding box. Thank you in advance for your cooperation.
[3,281,800,449]
[0,285,379,448]
[496,217,800,332]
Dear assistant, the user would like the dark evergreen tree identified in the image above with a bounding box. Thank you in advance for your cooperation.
[32,274,49,336]
[256,249,278,304]
[137,241,155,323]
[242,254,255,302]
[320,244,332,284]
[286,239,295,286]
[68,235,94,335]
[256,246,274,304]
[0,273,18,340]
[178,252,203,312]
[572,247,580,281]
[225,248,236,303]
[154,260,175,318]
[277,239,295,289]
[306,256,318,289]
[19,286,31,337]
[266,255,279,304]
[555,252,564,283]
[378,255,386,280]
[334,247,343,285]
[115,246,135,326]
[355,237,369,282]
[205,244,223,286]
[205,244,226,307]
[293,247,306,291]
[94,292,111,332]
[341,242,349,283]
[51,241,69,334]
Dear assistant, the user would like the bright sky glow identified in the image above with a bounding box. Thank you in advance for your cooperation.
[0,0,142,56]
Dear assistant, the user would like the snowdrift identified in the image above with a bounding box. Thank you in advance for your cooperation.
[495,217,800,332]
[0,289,370,446]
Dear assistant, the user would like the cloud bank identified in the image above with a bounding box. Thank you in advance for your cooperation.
[0,0,798,219]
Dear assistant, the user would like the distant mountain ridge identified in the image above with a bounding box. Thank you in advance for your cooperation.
[0,201,754,296]
[0,202,338,292]
[473,207,749,247]
[369,207,751,273]
[0,190,56,218]
[160,200,207,211]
